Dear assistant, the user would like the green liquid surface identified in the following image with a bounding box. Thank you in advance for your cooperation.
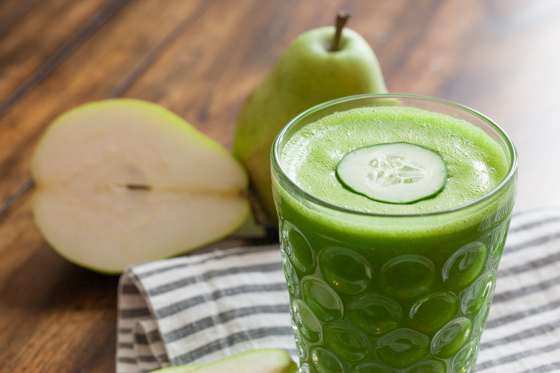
[274,106,516,373]
[281,106,508,214]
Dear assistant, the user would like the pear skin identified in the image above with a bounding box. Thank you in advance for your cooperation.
[234,26,387,225]
[149,349,297,373]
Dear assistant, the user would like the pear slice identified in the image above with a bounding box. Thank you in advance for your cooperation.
[31,99,250,273]
[150,349,297,373]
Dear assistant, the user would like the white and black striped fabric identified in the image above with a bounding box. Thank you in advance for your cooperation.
[116,208,560,373]
[474,208,560,373]
[116,244,295,373]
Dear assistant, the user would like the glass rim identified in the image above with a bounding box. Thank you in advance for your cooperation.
[271,93,518,218]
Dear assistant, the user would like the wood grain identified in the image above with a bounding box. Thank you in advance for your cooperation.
[0,191,118,373]
[0,0,213,202]
[1,0,560,372]
[0,0,113,107]
[0,0,43,37]
[123,0,349,148]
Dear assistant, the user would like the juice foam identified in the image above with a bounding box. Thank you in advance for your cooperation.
[280,106,508,215]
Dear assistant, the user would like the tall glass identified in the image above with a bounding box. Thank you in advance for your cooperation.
[271,94,517,373]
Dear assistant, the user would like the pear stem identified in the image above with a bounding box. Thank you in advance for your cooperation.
[330,11,351,52]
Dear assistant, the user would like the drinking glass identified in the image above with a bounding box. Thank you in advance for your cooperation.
[271,94,518,373]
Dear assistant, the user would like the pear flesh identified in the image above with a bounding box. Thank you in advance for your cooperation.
[234,26,387,223]
[150,349,297,373]
[31,99,250,273]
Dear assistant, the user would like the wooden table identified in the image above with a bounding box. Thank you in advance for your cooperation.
[1,0,560,371]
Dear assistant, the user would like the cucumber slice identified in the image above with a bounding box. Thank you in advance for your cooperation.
[336,142,448,204]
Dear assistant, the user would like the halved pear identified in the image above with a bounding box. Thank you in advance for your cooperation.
[150,349,297,373]
[31,99,250,273]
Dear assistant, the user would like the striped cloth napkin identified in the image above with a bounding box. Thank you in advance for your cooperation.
[116,208,560,373]
[116,245,295,373]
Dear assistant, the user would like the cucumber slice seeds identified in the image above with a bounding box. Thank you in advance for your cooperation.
[336,142,448,204]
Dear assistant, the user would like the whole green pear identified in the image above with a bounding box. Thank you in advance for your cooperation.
[233,25,387,225]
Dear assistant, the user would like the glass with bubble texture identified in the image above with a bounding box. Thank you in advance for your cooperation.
[271,95,518,373]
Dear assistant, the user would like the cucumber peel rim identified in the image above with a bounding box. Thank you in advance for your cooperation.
[336,142,448,204]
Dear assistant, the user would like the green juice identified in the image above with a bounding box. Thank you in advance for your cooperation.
[271,95,517,373]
